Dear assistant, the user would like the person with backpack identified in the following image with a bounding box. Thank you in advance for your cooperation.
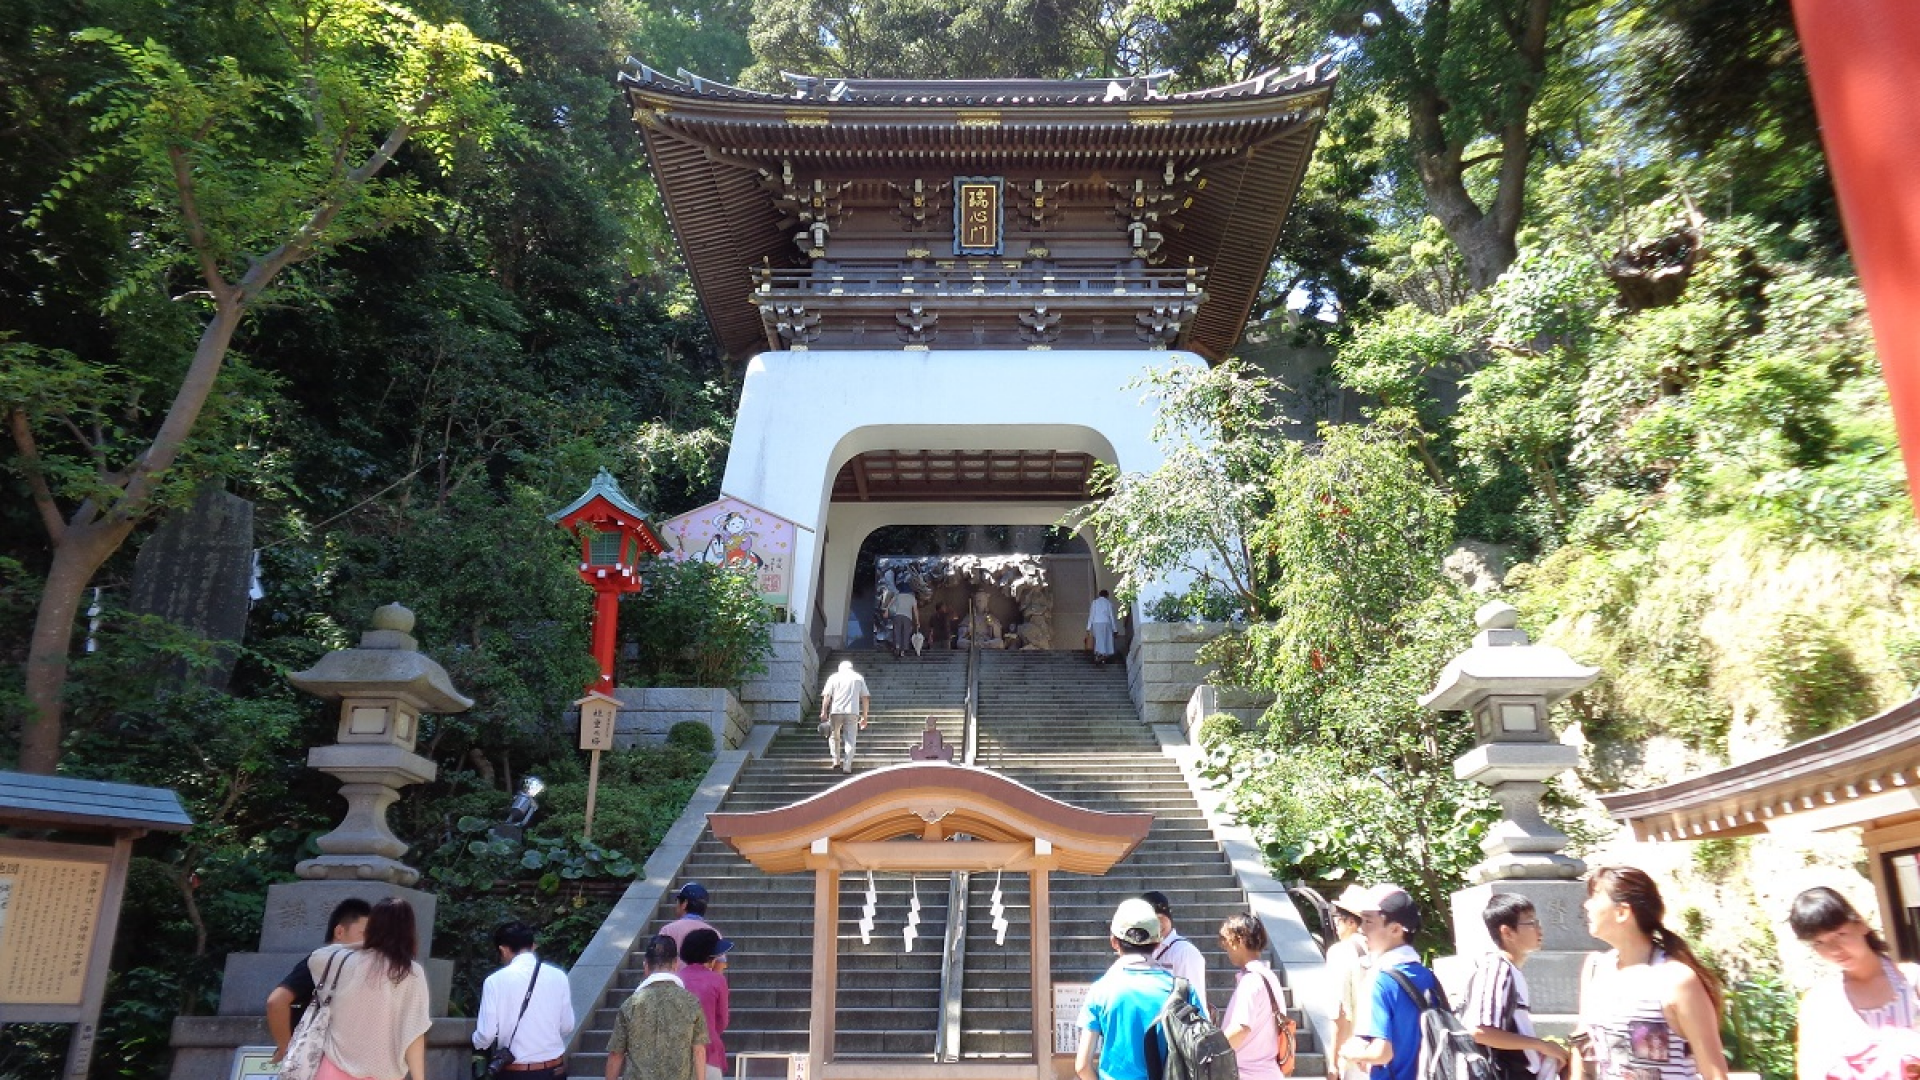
[1788,885,1920,1080]
[1075,898,1212,1080]
[1463,895,1570,1080]
[1340,884,1442,1080]
[1572,867,1726,1080]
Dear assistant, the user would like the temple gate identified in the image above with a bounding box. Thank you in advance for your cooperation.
[619,65,1335,644]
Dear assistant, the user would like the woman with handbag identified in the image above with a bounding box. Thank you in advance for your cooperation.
[1789,886,1920,1080]
[1218,912,1295,1080]
[286,896,433,1080]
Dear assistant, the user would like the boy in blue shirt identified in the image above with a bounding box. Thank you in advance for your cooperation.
[1341,884,1441,1080]
[1075,898,1207,1080]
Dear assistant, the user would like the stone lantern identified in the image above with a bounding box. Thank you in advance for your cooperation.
[288,602,471,885]
[1422,600,1601,1021]
[207,603,467,1027]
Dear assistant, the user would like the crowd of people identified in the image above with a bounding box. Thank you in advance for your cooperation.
[256,866,1913,1080]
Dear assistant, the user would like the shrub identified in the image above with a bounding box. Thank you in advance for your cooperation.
[620,558,772,687]
[1722,970,1796,1080]
[1196,712,1241,750]
[667,720,716,754]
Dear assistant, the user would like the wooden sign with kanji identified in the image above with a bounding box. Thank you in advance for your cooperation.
[577,692,620,751]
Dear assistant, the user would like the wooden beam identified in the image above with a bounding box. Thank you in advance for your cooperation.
[809,841,1043,873]
[852,457,870,501]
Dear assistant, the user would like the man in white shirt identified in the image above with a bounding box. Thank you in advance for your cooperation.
[1087,589,1119,665]
[1326,885,1374,1080]
[818,660,870,774]
[1141,890,1208,1015]
[474,921,575,1079]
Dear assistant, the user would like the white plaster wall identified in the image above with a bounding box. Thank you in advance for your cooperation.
[719,349,1205,640]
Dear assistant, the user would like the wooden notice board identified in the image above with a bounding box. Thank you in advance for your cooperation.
[0,841,113,1012]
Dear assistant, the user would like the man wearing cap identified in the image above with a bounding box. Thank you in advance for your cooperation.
[661,882,722,964]
[606,935,707,1080]
[1075,898,1207,1080]
[679,928,733,1080]
[1327,885,1375,1080]
[818,660,870,774]
[1341,885,1442,1080]
[474,920,575,1079]
[1140,890,1209,1015]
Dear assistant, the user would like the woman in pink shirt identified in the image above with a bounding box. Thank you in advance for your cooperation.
[678,928,733,1080]
[1218,913,1290,1080]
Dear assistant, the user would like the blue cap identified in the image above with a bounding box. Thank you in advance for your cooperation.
[676,881,709,902]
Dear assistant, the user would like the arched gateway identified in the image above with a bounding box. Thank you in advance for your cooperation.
[619,63,1335,643]
[709,761,1152,1079]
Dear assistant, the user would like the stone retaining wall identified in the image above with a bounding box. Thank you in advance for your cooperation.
[1183,683,1275,741]
[604,686,750,750]
[1127,621,1232,726]
[737,622,819,729]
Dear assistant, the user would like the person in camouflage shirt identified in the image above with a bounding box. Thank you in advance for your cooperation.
[605,935,708,1080]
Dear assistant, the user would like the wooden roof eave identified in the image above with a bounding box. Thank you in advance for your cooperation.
[707,761,1153,875]
[1598,693,1920,841]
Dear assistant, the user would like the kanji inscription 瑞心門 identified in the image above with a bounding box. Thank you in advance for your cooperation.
[955,177,1004,256]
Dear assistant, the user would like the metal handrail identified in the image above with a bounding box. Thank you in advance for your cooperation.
[934,638,983,1061]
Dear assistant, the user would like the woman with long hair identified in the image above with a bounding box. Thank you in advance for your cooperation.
[1572,867,1727,1080]
[1217,912,1288,1080]
[307,896,432,1080]
[1789,886,1920,1078]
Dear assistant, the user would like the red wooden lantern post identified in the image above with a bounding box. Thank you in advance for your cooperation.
[549,470,665,694]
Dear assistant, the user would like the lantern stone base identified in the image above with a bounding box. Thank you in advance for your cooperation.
[167,1016,473,1080]
[214,881,451,1015]
[566,687,750,749]
[1435,879,1607,1017]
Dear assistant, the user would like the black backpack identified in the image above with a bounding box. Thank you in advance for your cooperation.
[1145,975,1240,1080]
[1386,969,1497,1080]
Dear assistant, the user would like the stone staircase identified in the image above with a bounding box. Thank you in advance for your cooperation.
[958,652,1321,1072]
[569,650,967,1077]
[568,646,1322,1076]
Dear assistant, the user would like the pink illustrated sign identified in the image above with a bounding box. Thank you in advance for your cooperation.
[659,496,799,606]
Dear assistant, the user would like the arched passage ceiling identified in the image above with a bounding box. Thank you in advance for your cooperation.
[831,449,1098,502]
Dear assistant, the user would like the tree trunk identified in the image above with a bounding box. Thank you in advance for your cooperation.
[18,298,245,774]
[20,517,132,773]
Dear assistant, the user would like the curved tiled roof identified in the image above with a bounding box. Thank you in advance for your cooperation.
[620,62,1335,360]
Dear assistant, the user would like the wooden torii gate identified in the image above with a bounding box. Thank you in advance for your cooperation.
[708,760,1153,1080]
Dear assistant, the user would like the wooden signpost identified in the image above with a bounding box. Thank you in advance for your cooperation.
[0,772,191,1079]
[576,692,621,841]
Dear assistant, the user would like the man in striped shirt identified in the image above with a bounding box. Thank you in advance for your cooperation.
[1463,894,1572,1080]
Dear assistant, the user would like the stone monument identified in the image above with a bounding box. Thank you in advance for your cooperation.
[129,484,255,689]
[1421,600,1601,1022]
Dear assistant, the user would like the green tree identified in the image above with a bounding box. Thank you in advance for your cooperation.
[1251,0,1600,290]
[1067,360,1288,620]
[740,0,1107,85]
[2,0,512,772]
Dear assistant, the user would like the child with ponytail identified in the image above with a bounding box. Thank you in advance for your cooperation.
[1571,866,1727,1080]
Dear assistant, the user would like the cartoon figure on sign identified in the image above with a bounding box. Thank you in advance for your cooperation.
[700,511,764,569]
